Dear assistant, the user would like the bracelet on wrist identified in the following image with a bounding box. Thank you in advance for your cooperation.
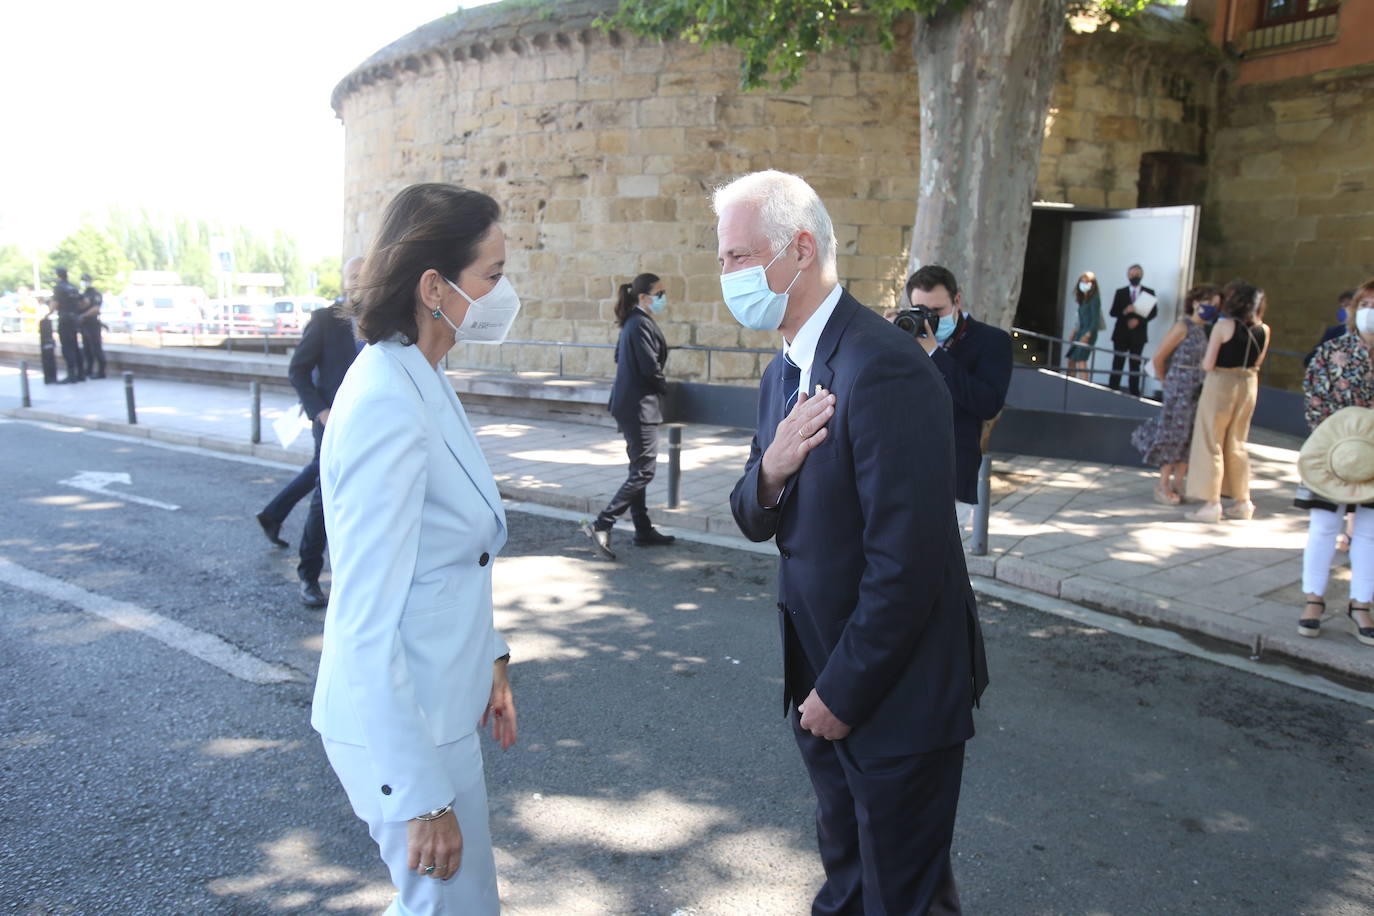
[413,801,453,822]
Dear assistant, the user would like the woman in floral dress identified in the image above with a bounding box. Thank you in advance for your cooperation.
[1131,285,1218,504]
[1297,278,1374,645]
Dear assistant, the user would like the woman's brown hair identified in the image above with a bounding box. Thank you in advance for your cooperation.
[1222,281,1264,325]
[350,183,501,345]
[614,273,660,327]
[1183,283,1218,317]
[1344,279,1374,334]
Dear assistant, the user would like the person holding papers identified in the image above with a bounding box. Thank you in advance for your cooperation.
[1108,264,1157,396]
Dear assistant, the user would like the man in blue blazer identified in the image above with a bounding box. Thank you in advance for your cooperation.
[718,170,988,915]
[276,257,363,606]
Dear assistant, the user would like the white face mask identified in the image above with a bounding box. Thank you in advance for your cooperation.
[720,240,800,331]
[1078,281,1092,294]
[1356,308,1374,336]
[437,274,521,345]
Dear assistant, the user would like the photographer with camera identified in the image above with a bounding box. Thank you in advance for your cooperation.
[899,265,1013,527]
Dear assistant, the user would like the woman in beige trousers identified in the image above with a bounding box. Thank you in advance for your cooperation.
[1185,282,1270,522]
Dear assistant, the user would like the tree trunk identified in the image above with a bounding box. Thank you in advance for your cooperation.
[910,0,1068,331]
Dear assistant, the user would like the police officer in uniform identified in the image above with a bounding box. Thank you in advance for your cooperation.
[38,299,60,384]
[52,267,86,383]
[79,273,107,379]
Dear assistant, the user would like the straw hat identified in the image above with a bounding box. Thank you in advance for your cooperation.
[1299,406,1374,504]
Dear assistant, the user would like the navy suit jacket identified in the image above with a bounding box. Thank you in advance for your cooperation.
[1109,285,1158,348]
[730,290,989,757]
[928,315,1012,504]
[289,306,359,421]
[608,308,668,425]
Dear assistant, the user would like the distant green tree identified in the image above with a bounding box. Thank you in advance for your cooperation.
[312,255,342,300]
[0,245,38,293]
[46,225,130,290]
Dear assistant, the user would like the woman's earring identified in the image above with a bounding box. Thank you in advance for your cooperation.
[432,308,442,319]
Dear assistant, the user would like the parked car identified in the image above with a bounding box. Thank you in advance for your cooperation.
[271,296,332,331]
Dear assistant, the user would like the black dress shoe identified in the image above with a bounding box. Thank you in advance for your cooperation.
[580,520,616,561]
[633,528,676,547]
[300,580,327,607]
[256,511,289,548]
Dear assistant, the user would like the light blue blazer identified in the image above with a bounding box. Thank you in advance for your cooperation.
[311,337,509,823]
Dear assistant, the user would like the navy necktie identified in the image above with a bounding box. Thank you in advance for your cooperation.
[782,351,801,414]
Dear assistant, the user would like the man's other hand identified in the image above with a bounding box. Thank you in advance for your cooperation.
[917,320,939,355]
[799,688,851,741]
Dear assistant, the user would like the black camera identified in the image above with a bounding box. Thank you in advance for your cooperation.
[894,305,939,339]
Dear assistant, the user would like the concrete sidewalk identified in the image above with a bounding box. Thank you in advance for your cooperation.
[3,363,1371,685]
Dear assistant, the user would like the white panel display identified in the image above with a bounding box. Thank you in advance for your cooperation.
[1063,206,1198,398]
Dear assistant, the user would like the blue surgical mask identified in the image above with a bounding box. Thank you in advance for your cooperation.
[934,312,958,343]
[720,240,799,331]
[1197,304,1219,322]
[650,292,666,313]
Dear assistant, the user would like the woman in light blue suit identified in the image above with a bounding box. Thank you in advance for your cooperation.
[313,184,522,914]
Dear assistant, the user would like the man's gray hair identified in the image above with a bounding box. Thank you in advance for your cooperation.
[712,170,837,276]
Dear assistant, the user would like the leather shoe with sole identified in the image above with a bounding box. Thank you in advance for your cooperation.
[581,520,616,560]
[256,511,289,548]
[633,528,676,547]
[300,580,328,607]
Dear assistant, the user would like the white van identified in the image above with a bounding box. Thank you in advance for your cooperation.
[120,286,209,332]
[271,296,332,331]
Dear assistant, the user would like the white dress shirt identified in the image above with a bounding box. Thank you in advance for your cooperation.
[783,283,843,396]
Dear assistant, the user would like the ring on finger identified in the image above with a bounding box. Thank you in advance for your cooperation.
[798,428,809,439]
[424,865,436,875]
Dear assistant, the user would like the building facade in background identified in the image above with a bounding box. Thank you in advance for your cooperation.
[332,0,1372,388]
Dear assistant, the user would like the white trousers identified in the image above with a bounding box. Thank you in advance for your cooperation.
[324,734,499,915]
[1302,505,1374,603]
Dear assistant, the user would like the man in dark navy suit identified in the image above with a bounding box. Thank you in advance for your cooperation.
[257,257,363,607]
[717,170,988,915]
[1107,264,1156,395]
[906,265,1012,530]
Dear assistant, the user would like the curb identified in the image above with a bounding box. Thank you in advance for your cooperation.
[10,405,1373,687]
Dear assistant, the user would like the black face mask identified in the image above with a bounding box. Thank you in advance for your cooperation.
[1129,277,1142,286]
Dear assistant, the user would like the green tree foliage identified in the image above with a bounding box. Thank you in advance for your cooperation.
[312,255,342,300]
[604,0,1151,88]
[46,225,131,290]
[100,208,318,294]
[0,245,38,293]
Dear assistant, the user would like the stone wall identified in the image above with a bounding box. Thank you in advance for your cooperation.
[335,1,1219,384]
[1197,62,1374,389]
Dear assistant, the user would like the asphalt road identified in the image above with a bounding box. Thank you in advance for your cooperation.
[1,417,1371,915]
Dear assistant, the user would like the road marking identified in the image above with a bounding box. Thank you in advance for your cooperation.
[59,470,181,511]
[0,558,304,685]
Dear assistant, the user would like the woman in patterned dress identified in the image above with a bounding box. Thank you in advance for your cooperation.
[1297,278,1374,645]
[1131,285,1219,505]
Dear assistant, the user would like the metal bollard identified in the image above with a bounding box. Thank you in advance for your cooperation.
[262,332,270,356]
[123,372,137,425]
[971,454,992,556]
[666,425,683,509]
[250,381,262,444]
[19,360,31,408]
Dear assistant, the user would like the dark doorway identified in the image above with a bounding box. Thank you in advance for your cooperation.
[1138,152,1207,208]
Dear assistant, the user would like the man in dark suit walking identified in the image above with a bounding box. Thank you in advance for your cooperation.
[256,257,363,606]
[718,170,988,915]
[1107,264,1156,395]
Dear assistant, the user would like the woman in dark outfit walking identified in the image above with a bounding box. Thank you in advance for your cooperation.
[582,273,676,560]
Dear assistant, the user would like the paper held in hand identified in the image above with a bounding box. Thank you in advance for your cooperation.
[273,404,311,448]
[1134,290,1158,316]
